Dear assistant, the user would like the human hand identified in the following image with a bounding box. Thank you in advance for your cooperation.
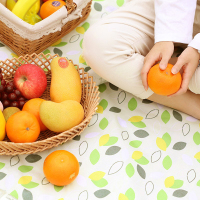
[169,46,200,96]
[141,41,174,91]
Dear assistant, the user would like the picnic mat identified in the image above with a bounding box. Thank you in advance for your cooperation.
[0,0,200,200]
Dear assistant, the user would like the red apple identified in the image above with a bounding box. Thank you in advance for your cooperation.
[14,64,47,99]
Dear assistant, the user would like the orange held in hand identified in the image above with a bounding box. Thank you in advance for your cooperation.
[40,0,66,19]
[22,98,48,132]
[6,111,40,143]
[147,63,182,96]
[43,150,79,186]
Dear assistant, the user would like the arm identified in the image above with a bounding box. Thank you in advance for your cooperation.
[141,0,198,95]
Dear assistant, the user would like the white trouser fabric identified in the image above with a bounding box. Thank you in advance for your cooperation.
[82,0,200,99]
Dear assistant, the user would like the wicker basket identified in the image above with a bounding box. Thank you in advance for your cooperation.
[0,0,92,56]
[0,53,100,155]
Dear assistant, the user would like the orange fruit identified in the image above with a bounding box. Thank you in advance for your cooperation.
[6,111,40,143]
[147,63,182,96]
[43,150,79,186]
[40,0,66,19]
[22,98,48,132]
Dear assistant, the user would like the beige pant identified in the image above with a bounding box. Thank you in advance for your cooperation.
[83,0,200,99]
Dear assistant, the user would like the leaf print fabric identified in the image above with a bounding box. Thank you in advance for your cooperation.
[0,0,200,199]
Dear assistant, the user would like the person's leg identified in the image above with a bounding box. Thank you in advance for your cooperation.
[83,0,200,119]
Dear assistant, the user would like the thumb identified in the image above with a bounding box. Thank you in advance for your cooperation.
[159,54,172,70]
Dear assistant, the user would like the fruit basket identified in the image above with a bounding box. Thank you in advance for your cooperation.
[0,0,92,56]
[0,53,100,155]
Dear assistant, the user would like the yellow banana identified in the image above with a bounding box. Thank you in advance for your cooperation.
[6,0,16,11]
[0,111,6,141]
[12,0,39,20]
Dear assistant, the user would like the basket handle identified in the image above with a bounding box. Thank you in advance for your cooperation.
[66,0,73,4]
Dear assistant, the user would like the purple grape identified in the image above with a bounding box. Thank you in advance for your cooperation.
[18,96,26,101]
[5,85,13,93]
[0,85,4,93]
[0,74,3,80]
[2,99,10,108]
[18,100,25,108]
[14,89,21,97]
[8,93,17,101]
[10,101,19,107]
[1,92,7,100]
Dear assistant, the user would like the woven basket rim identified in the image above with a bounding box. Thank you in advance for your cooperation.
[0,53,100,155]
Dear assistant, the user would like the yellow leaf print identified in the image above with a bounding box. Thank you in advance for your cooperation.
[79,55,85,63]
[156,137,167,151]
[96,105,103,114]
[194,152,200,160]
[99,134,110,146]
[118,193,129,200]
[89,171,106,181]
[128,116,143,122]
[164,176,175,188]
[76,27,85,34]
[51,39,62,46]
[18,176,32,184]
[132,151,143,160]
[11,53,18,58]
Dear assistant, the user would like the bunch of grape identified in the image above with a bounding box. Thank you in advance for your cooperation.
[0,68,26,109]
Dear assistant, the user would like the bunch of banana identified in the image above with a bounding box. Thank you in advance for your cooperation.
[6,0,42,25]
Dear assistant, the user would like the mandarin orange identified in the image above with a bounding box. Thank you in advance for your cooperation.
[147,63,182,96]
[22,98,48,132]
[6,111,40,143]
[43,150,79,186]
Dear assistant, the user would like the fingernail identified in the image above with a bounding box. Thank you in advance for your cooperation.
[171,69,177,74]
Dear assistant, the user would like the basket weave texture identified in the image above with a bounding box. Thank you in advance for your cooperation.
[0,53,100,155]
[0,0,92,56]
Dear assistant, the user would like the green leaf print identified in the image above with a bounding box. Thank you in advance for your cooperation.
[80,39,83,49]
[22,189,33,200]
[99,84,107,93]
[99,99,108,110]
[126,163,135,178]
[161,110,170,124]
[22,181,39,189]
[53,48,63,57]
[0,162,5,170]
[82,22,90,31]
[10,190,18,199]
[170,180,184,189]
[18,165,33,173]
[193,132,200,145]
[162,156,172,170]
[157,189,168,200]
[129,140,142,148]
[92,178,108,188]
[128,98,137,111]
[90,149,100,165]
[52,42,67,47]
[125,188,135,200]
[54,185,64,192]
[162,133,171,147]
[197,180,200,186]
[99,118,108,130]
[117,0,124,7]
[104,137,118,146]
[131,121,146,128]
[173,110,182,122]
[43,49,50,55]
[135,157,149,165]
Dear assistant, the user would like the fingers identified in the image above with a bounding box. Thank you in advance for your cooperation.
[171,58,184,74]
[159,53,172,70]
[141,57,158,91]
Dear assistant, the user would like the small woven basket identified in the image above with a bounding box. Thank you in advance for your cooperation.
[0,0,92,56]
[0,53,100,155]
